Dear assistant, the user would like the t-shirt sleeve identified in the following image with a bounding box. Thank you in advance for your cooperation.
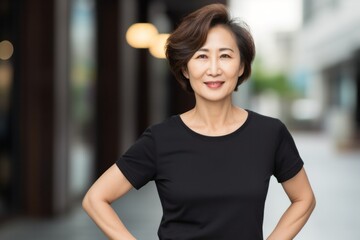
[273,122,304,183]
[116,127,157,189]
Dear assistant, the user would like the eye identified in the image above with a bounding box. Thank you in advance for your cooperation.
[220,54,231,58]
[195,54,207,59]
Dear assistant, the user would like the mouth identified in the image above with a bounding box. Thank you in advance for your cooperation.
[204,81,225,89]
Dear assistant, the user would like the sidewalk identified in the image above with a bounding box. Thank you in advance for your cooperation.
[0,132,359,239]
[264,132,360,239]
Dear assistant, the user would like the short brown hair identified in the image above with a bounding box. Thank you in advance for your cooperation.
[166,3,255,93]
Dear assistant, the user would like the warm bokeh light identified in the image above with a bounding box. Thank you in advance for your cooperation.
[126,23,158,48]
[0,40,14,60]
[0,62,12,89]
[0,62,13,110]
[149,33,169,59]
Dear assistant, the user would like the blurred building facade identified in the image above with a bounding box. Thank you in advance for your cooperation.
[292,0,360,147]
[0,0,226,221]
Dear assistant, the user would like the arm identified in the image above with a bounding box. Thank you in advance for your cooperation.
[267,167,316,240]
[82,164,136,240]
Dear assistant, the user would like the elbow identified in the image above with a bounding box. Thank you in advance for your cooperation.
[302,191,316,217]
[82,191,92,213]
[310,193,316,212]
[293,192,316,215]
[82,190,99,214]
[82,189,111,215]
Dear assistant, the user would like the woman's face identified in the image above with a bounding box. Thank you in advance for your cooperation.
[184,25,244,102]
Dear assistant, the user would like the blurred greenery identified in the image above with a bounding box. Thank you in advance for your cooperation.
[251,59,297,98]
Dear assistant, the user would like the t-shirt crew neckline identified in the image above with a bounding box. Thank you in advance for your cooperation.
[175,110,252,141]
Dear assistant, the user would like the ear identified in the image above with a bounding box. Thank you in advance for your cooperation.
[238,64,245,78]
[182,67,189,79]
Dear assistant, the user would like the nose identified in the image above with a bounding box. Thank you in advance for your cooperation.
[207,57,221,76]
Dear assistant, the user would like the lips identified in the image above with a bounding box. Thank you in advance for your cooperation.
[204,81,225,89]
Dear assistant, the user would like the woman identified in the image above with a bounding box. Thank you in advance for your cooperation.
[83,3,316,240]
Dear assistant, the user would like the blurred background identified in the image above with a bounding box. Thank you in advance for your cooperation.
[0,0,359,239]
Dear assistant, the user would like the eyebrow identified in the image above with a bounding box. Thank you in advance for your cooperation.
[197,48,234,52]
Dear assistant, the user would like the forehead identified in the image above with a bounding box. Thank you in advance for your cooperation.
[202,25,238,49]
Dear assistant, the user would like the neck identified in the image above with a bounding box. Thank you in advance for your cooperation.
[180,95,248,136]
[190,97,238,129]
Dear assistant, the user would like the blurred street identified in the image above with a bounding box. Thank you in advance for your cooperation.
[1,0,360,239]
[0,131,359,240]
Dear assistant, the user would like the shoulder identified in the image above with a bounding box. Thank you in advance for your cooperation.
[245,110,290,144]
[145,115,183,138]
[148,115,179,131]
[144,115,191,148]
[247,110,297,144]
[247,110,284,130]
[131,117,180,152]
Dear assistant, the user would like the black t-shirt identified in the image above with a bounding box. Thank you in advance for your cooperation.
[116,110,304,240]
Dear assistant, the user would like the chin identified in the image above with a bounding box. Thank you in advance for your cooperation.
[196,92,233,103]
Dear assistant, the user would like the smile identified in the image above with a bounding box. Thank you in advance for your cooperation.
[204,81,225,89]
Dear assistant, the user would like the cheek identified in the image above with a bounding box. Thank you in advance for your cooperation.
[234,61,244,77]
[224,63,242,78]
[187,64,206,79]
